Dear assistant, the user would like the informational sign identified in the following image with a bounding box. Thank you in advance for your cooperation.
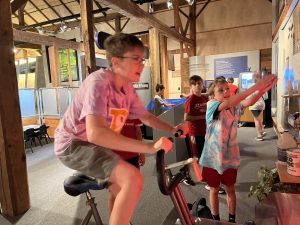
[133,82,149,90]
[214,56,248,78]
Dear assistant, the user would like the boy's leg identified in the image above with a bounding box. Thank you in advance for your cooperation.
[108,156,140,216]
[209,187,220,217]
[202,167,221,219]
[221,169,237,223]
[251,110,263,137]
[225,185,236,218]
[108,160,143,225]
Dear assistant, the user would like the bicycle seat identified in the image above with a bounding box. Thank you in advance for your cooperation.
[64,173,110,197]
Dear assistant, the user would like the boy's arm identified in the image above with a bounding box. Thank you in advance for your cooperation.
[86,114,172,154]
[218,75,277,111]
[241,83,272,107]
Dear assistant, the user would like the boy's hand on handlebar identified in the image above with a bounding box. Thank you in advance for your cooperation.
[153,137,173,153]
[172,123,188,138]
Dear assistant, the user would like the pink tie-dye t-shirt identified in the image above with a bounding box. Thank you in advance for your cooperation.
[54,68,147,155]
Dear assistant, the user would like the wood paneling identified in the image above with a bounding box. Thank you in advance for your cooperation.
[44,117,61,138]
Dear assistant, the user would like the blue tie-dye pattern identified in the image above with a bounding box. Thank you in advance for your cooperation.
[199,100,242,174]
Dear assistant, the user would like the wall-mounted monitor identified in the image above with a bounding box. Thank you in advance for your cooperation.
[239,72,254,91]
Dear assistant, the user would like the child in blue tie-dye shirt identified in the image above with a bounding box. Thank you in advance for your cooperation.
[199,75,277,223]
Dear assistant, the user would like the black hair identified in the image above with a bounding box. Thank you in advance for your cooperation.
[155,84,165,93]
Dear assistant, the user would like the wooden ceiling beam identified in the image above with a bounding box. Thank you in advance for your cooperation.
[11,0,29,14]
[13,29,106,55]
[98,0,194,45]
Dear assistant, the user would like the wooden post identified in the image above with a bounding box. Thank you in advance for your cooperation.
[80,0,96,77]
[48,44,60,87]
[189,3,196,56]
[0,0,30,216]
[149,28,161,97]
[160,34,169,98]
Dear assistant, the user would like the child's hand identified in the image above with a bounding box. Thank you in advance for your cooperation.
[153,137,173,153]
[256,74,277,90]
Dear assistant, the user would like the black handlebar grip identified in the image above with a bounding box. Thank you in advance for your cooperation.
[174,129,183,137]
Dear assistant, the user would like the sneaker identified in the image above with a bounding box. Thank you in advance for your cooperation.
[218,187,226,194]
[255,136,264,141]
[205,185,226,194]
[205,184,210,190]
[261,131,267,137]
[175,218,182,225]
[183,178,195,186]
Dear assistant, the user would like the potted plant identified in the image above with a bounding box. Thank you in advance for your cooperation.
[249,167,300,201]
[249,167,300,225]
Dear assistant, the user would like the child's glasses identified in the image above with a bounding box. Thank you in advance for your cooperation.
[117,56,146,65]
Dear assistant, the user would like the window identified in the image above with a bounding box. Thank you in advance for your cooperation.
[59,48,79,82]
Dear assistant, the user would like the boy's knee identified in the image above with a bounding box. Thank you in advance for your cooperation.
[125,167,144,189]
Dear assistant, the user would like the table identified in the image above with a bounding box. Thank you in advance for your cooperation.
[23,124,40,131]
[276,162,300,183]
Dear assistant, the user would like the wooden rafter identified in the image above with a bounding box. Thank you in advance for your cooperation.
[43,0,62,19]
[93,0,107,17]
[21,8,109,30]
[121,18,130,31]
[11,0,29,14]
[58,0,79,22]
[24,12,123,32]
[196,0,211,19]
[17,4,26,26]
[28,0,53,26]
[98,0,193,45]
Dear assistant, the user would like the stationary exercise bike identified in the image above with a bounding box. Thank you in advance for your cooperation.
[156,143,237,225]
[156,131,256,225]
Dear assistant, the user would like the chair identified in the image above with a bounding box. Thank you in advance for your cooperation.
[36,124,51,145]
[24,128,38,153]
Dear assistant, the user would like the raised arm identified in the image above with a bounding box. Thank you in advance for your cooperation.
[241,75,277,107]
[218,75,277,111]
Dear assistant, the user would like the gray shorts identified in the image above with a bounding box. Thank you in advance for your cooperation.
[57,140,120,180]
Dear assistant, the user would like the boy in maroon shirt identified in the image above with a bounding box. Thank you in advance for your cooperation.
[184,75,207,160]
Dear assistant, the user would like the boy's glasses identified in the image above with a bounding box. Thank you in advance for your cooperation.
[117,56,146,65]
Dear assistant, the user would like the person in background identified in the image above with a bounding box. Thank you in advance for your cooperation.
[153,84,174,116]
[249,72,267,141]
[227,77,238,96]
[183,75,207,185]
[54,33,187,225]
[199,74,277,223]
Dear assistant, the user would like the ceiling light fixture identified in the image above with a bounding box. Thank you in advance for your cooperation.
[148,3,154,13]
[167,0,173,10]
[186,0,195,5]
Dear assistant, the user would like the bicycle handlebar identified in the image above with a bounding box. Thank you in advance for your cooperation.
[156,150,185,195]
[174,129,183,137]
